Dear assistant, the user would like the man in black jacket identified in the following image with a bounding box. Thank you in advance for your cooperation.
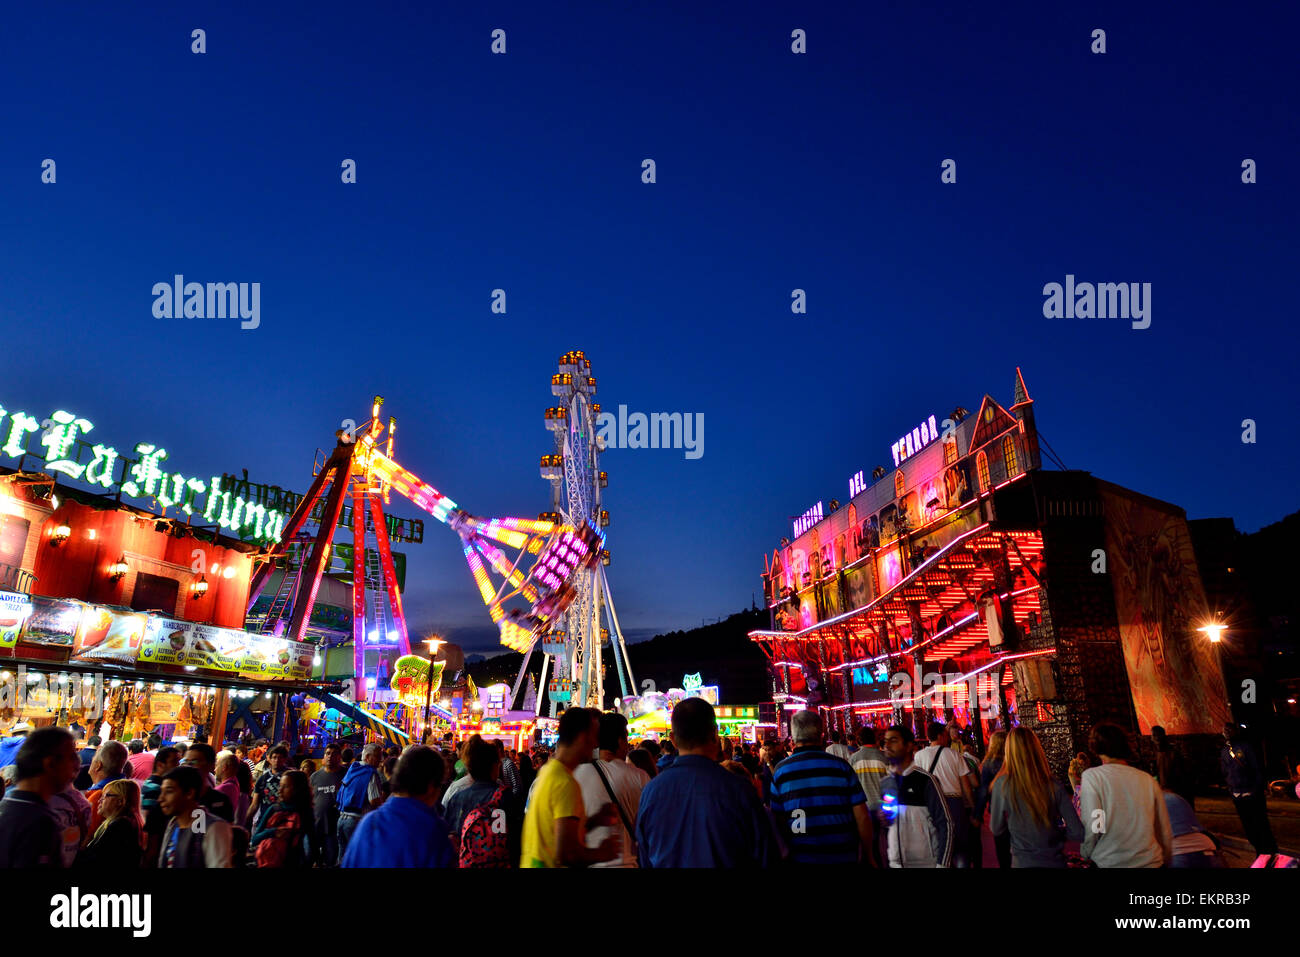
[1221,723,1276,855]
[0,727,81,867]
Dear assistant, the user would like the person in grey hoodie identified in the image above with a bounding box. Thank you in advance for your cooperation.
[988,727,1082,867]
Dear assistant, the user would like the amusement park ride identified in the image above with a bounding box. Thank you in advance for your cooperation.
[519,351,636,717]
[244,351,634,731]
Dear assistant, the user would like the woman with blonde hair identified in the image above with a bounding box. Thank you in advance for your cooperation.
[76,778,143,868]
[988,727,1082,867]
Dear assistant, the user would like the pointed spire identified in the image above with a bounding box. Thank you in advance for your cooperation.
[1012,367,1032,408]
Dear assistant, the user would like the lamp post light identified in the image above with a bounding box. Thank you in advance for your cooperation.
[1197,622,1226,644]
[423,635,445,745]
[1198,619,1231,716]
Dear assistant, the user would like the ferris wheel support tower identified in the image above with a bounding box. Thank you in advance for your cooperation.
[511,351,635,716]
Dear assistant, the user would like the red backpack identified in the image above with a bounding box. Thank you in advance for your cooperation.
[458,785,511,868]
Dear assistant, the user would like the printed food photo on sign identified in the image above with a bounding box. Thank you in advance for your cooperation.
[0,591,34,649]
[260,638,291,677]
[139,617,194,665]
[72,605,149,666]
[289,641,314,679]
[208,628,251,672]
[239,636,273,675]
[184,624,229,670]
[19,595,86,646]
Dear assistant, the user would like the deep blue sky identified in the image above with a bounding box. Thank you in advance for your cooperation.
[1,2,1296,655]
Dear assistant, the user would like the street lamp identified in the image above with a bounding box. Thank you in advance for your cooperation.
[1198,619,1231,718]
[1197,622,1227,644]
[422,635,445,745]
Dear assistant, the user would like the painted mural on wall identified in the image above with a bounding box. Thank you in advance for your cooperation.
[1101,489,1230,735]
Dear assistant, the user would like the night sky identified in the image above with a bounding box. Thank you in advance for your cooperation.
[1,2,1296,655]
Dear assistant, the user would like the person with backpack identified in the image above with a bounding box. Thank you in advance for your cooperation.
[341,747,455,868]
[573,712,648,868]
[458,788,511,867]
[335,743,384,864]
[251,769,312,867]
[442,736,503,849]
[247,744,290,833]
[157,766,233,868]
[913,722,977,867]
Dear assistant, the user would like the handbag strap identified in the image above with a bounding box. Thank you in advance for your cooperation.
[592,761,636,840]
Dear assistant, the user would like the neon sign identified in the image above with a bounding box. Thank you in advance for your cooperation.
[849,470,867,497]
[793,501,823,538]
[891,414,939,467]
[0,401,285,543]
[682,672,703,690]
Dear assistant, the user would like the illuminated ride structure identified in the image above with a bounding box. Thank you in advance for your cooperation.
[752,371,1049,746]
[246,397,606,724]
[512,351,636,716]
[750,368,1233,776]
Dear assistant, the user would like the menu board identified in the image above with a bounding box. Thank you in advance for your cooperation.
[183,621,253,670]
[138,617,196,666]
[71,606,150,666]
[0,591,34,649]
[149,692,185,724]
[12,595,317,682]
[20,595,86,646]
[239,636,314,679]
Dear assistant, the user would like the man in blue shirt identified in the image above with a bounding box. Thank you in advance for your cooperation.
[342,746,455,868]
[770,711,873,864]
[0,728,30,772]
[636,698,776,868]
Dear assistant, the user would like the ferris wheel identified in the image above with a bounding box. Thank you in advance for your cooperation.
[512,350,636,716]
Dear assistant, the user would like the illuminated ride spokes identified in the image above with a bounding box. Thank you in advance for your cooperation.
[512,351,636,716]
[246,398,605,706]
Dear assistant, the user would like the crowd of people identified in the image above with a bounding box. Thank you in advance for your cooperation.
[0,703,1284,868]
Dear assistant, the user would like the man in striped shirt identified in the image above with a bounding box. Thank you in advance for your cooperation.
[850,726,889,867]
[769,711,874,865]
